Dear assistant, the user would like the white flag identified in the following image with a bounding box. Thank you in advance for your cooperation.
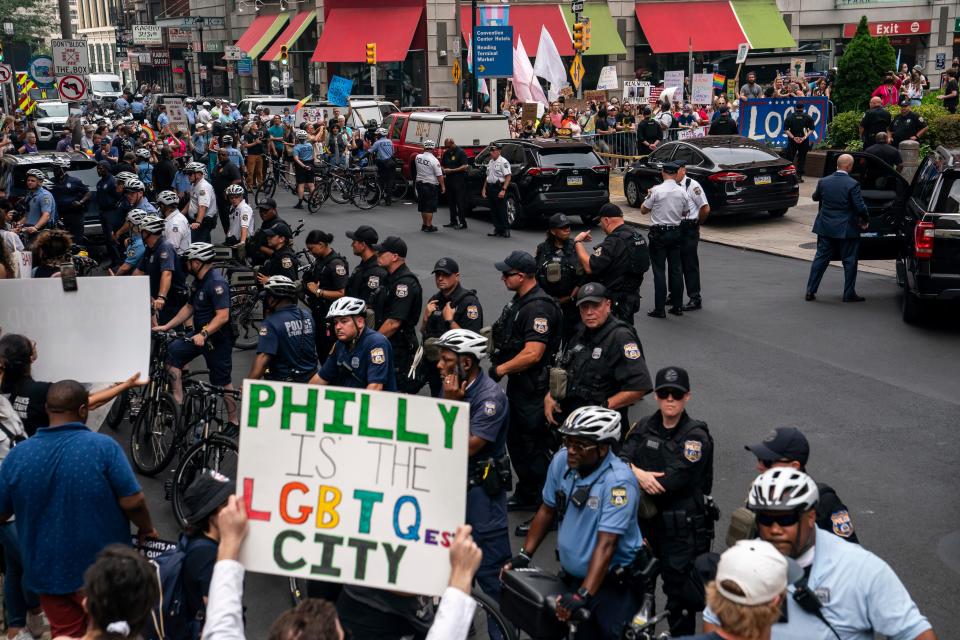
[513,37,548,105]
[533,25,569,101]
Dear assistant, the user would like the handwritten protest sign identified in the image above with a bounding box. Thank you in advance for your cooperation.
[327,75,354,107]
[237,380,469,597]
[691,74,714,105]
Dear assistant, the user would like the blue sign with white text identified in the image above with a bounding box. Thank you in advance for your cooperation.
[738,97,829,149]
[473,26,513,78]
[327,75,354,107]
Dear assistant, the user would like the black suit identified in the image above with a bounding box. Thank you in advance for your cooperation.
[806,170,869,299]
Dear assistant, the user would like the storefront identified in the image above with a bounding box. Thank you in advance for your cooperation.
[842,20,931,71]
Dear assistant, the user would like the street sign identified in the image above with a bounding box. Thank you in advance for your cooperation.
[0,64,12,84]
[570,0,584,14]
[52,39,90,76]
[224,45,243,61]
[452,58,462,84]
[569,53,585,90]
[132,25,163,45]
[735,43,749,64]
[2,22,12,36]
[156,16,225,29]
[282,70,292,88]
[27,56,55,88]
[237,57,253,76]
[167,28,193,44]
[58,74,87,102]
[473,26,513,78]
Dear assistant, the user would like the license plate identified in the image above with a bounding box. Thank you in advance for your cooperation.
[754,175,772,185]
[566,176,583,186]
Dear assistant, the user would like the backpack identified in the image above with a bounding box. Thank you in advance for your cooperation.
[620,224,651,278]
[145,534,218,640]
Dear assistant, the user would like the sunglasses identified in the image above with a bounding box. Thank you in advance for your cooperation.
[655,388,686,401]
[501,271,522,279]
[562,437,598,454]
[756,511,801,528]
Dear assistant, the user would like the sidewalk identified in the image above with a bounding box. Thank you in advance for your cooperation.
[611,177,896,278]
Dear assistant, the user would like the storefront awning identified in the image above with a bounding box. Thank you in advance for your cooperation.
[262,11,317,61]
[635,1,745,53]
[235,14,290,59]
[730,0,796,50]
[460,5,574,56]
[560,3,626,56]
[311,6,423,62]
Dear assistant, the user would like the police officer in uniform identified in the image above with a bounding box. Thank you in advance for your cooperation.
[490,250,562,511]
[420,257,483,397]
[257,226,299,283]
[784,104,816,182]
[482,143,513,238]
[573,203,648,325]
[20,169,57,240]
[676,162,710,311]
[302,230,349,365]
[372,236,423,393]
[248,275,320,383]
[860,96,892,148]
[620,367,715,636]
[637,107,662,155]
[318,297,397,391]
[535,213,583,343]
[435,329,512,610]
[345,225,387,307]
[641,162,690,318]
[708,106,739,135]
[441,137,470,229]
[133,216,188,326]
[890,97,928,145]
[248,199,292,267]
[507,407,644,640]
[50,160,91,244]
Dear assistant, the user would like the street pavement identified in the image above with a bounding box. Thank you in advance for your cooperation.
[108,187,959,637]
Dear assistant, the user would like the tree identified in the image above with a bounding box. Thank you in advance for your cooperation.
[833,16,897,112]
[0,0,56,45]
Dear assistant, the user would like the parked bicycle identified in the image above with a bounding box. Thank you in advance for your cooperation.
[315,162,381,210]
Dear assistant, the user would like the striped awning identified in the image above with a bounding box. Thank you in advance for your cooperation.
[235,13,290,59]
[262,11,317,61]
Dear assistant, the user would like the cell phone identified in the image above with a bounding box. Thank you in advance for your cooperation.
[60,262,78,292]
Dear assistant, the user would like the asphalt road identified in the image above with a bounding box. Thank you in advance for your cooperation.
[108,189,960,637]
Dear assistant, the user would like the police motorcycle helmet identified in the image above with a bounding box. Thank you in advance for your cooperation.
[183,242,217,263]
[747,468,819,513]
[263,275,299,299]
[326,296,367,319]
[558,405,622,444]
[155,190,179,207]
[225,184,245,197]
[139,215,166,235]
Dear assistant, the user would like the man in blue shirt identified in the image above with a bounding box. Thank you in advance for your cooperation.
[370,128,396,205]
[21,169,56,238]
[248,276,320,383]
[131,93,146,120]
[156,104,170,131]
[507,406,644,640]
[134,216,188,325]
[0,380,157,638]
[318,296,396,391]
[113,93,130,115]
[292,129,315,208]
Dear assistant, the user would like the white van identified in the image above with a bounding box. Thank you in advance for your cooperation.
[89,73,123,108]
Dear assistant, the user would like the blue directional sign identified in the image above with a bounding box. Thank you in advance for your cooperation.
[473,26,513,78]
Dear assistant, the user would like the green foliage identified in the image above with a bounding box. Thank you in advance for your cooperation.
[826,110,864,149]
[844,139,863,152]
[833,17,897,112]
[0,0,53,44]
[928,115,960,149]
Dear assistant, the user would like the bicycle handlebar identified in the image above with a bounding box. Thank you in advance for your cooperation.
[546,594,592,624]
[184,379,242,399]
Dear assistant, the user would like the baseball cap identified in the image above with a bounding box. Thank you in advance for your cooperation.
[715,540,800,606]
[490,142,503,150]
[549,213,572,229]
[264,226,292,239]
[899,97,912,107]
[258,198,277,211]
[495,250,536,275]
[745,427,810,466]
[372,236,408,258]
[576,282,608,305]
[432,257,460,275]
[181,470,235,525]
[662,161,682,174]
[654,366,690,393]
[598,203,624,218]
[346,225,378,245]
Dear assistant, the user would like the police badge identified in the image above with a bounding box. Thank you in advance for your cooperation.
[591,347,602,359]
[533,317,548,333]
[367,275,380,289]
[335,264,346,276]
[593,246,602,257]
[281,257,293,269]
[214,285,224,295]
[623,342,641,360]
[610,487,628,507]
[683,440,702,462]
[830,510,854,538]
[483,401,497,416]
[396,284,408,298]
[370,347,385,364]
[466,305,479,320]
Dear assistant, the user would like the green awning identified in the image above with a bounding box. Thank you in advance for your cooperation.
[730,0,796,50]
[561,3,627,56]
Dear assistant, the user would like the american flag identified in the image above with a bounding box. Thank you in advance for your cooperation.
[648,86,663,105]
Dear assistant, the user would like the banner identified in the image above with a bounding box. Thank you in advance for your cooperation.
[691,73,714,105]
[678,125,708,140]
[237,381,469,597]
[737,97,829,148]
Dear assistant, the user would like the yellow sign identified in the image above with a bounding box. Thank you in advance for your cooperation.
[569,54,585,90]
[452,59,462,84]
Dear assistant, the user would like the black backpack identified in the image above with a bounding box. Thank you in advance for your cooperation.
[621,225,651,277]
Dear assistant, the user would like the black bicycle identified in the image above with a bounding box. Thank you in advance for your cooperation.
[128,330,185,475]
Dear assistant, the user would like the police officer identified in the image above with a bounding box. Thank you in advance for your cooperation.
[482,143,513,238]
[415,139,444,232]
[744,427,858,543]
[441,137,469,229]
[420,257,483,397]
[257,226,299,283]
[490,250,562,511]
[155,242,238,428]
[507,407,644,640]
[890,97,928,146]
[370,128,396,206]
[784,104,816,182]
[20,169,57,240]
[620,366,715,636]
[302,229,349,365]
[435,329,512,609]
[183,162,217,244]
[676,162,710,311]
[637,107,662,154]
[573,203,647,325]
[860,97,892,148]
[535,213,582,343]
[318,296,397,391]
[247,275,320,383]
[371,236,423,393]
[50,160,91,244]
[249,198,292,267]
[708,106,738,135]
[113,208,150,276]
[133,216,188,326]
[641,162,690,318]
[345,225,387,307]
[122,177,158,216]
[155,189,191,254]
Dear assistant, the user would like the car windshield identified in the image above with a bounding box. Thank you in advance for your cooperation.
[36,103,70,118]
[440,118,510,147]
[71,167,100,188]
[537,149,600,168]
[91,80,121,93]
[701,144,779,166]
[353,106,382,127]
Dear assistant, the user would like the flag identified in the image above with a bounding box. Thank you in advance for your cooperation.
[141,123,157,142]
[479,5,509,26]
[533,25,568,102]
[512,37,548,105]
[294,94,313,112]
[713,73,726,91]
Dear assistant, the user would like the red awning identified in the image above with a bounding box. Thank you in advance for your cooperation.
[634,1,747,53]
[460,5,573,56]
[311,6,423,62]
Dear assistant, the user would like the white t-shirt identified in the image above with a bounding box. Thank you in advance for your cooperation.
[188,178,217,223]
[415,152,442,185]
[228,201,255,240]
[164,211,191,254]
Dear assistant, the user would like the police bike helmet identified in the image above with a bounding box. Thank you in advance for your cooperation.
[156,190,179,206]
[183,242,217,263]
[41,179,55,190]
[263,275,299,299]
[139,215,166,235]
[558,406,622,444]
[185,162,206,174]
[126,208,149,226]
[375,128,388,137]
[326,296,367,319]
[116,171,138,185]
[136,148,151,159]
[422,139,436,149]
[747,468,819,513]
[26,168,46,181]
[124,178,146,192]
[225,183,245,197]
[435,329,487,360]
[296,129,309,141]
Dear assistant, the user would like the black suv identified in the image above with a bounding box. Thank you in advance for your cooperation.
[465,138,610,227]
[825,148,960,323]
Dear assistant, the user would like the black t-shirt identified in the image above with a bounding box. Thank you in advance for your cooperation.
[864,143,903,168]
[945,79,959,111]
[212,161,242,198]
[785,112,815,138]
[890,113,925,144]
[183,535,218,622]
[860,107,891,138]
[441,147,469,179]
[244,131,265,155]
[5,378,52,437]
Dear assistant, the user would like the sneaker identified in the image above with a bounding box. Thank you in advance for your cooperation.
[26,610,49,638]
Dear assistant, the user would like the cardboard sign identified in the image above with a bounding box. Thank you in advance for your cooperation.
[790,58,806,81]
[623,81,650,104]
[520,102,539,126]
[596,66,618,91]
[560,86,575,98]
[691,73,714,105]
[237,381,469,597]
[583,89,606,104]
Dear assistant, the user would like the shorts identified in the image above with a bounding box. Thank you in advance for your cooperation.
[417,182,439,212]
[166,333,234,385]
[295,165,315,185]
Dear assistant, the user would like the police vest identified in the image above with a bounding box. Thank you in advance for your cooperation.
[305,251,347,315]
[491,288,561,366]
[604,225,649,292]
[627,415,713,506]
[347,258,385,305]
[560,317,635,405]
[536,241,581,298]
[424,286,478,339]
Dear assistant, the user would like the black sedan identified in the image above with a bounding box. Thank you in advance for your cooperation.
[622,136,800,218]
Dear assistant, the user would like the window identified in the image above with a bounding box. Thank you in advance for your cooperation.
[381,114,396,137]
[649,145,675,162]
[391,118,405,141]
[474,149,491,166]
[537,149,601,168]
[702,145,779,165]
[671,145,697,166]
[500,144,524,165]
[912,156,941,210]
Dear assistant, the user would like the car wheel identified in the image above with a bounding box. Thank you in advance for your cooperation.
[624,178,642,208]
[901,290,926,324]
[768,208,789,218]
[506,193,525,229]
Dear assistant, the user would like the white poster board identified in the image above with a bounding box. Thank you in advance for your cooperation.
[678,125,708,140]
[736,43,750,65]
[790,58,806,82]
[623,80,650,104]
[237,380,469,597]
[596,66,618,91]
[163,97,189,134]
[0,277,150,382]
[663,71,684,99]
[691,73,714,105]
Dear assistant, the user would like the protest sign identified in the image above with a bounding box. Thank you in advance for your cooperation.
[300,106,329,126]
[164,97,189,133]
[560,86,575,98]
[596,66,618,91]
[132,537,179,560]
[738,96,829,148]
[520,102,539,126]
[790,58,806,81]
[237,380,469,597]
[623,80,650,104]
[0,277,150,382]
[691,74,714,105]
[678,126,708,140]
[583,89,606,105]
[664,71,684,97]
[327,75,354,107]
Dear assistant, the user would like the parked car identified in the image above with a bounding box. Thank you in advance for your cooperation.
[34,101,74,149]
[463,138,610,228]
[622,136,800,218]
[237,95,300,120]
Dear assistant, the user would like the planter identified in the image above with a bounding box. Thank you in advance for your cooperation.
[804,151,828,178]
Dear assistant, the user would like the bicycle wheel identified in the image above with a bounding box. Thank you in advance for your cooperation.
[469,588,518,640]
[353,179,381,210]
[329,175,350,204]
[104,388,130,431]
[172,434,239,528]
[255,177,277,206]
[231,293,264,350]
[392,178,409,201]
[307,182,328,214]
[129,392,180,476]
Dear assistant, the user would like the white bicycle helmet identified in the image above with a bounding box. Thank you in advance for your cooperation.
[136,148,151,159]
[41,179,55,189]
[116,171,137,185]
[436,329,487,360]
[156,190,179,206]
[375,127,388,136]
[26,168,46,180]
[183,242,217,263]
[263,275,298,298]
[422,139,436,149]
[296,130,309,140]
[558,406,622,444]
[140,215,165,235]
[185,162,206,174]
[124,177,145,192]
[747,468,819,513]
[126,208,149,226]
[225,183,245,197]
[326,296,367,319]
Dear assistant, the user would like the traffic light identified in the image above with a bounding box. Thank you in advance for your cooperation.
[583,20,591,51]
[280,45,288,65]
[572,22,584,52]
[365,42,377,65]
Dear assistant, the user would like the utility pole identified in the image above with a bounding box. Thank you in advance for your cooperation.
[59,0,74,38]
[470,0,476,111]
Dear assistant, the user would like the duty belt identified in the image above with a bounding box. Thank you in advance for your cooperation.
[680,219,699,226]
[650,224,680,230]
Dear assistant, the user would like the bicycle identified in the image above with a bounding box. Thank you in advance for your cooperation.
[128,330,185,475]
[322,164,381,210]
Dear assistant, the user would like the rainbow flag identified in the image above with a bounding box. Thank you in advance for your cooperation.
[294,94,313,113]
[713,74,726,91]
[141,123,158,142]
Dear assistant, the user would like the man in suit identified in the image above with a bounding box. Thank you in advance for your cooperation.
[805,154,869,303]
